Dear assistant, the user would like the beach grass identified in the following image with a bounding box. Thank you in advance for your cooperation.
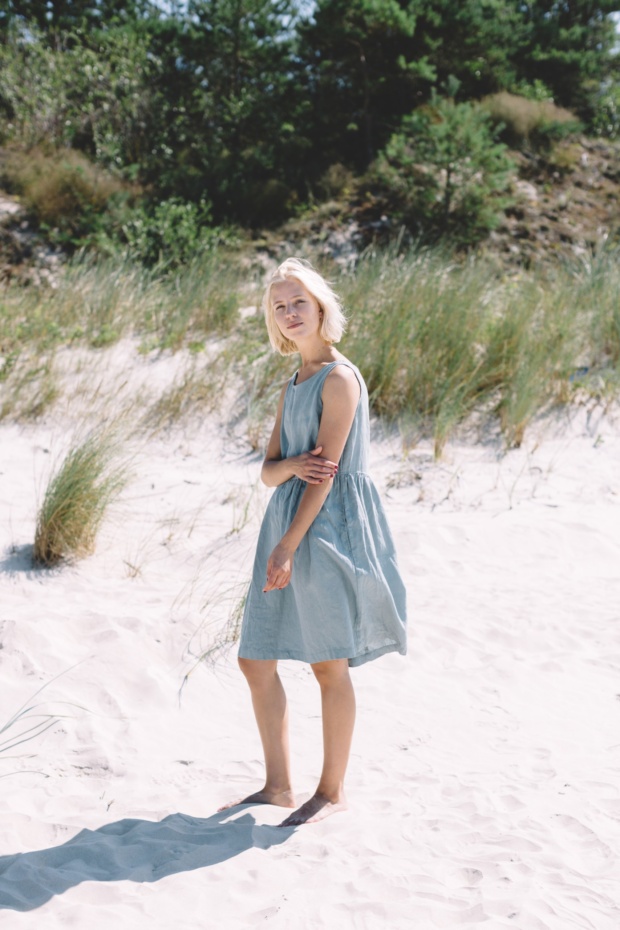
[180,580,249,691]
[2,244,620,454]
[0,352,60,422]
[0,249,249,358]
[141,358,225,434]
[33,426,131,565]
[0,666,87,760]
[336,244,620,452]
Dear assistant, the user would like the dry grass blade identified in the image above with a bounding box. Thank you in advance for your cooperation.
[0,711,62,755]
[141,360,223,434]
[33,426,130,565]
[0,664,88,757]
[179,581,249,699]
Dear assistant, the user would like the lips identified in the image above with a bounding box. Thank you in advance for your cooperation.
[287,322,302,329]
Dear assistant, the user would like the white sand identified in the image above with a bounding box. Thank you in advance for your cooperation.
[1,342,619,928]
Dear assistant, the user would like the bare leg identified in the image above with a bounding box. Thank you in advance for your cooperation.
[279,658,355,827]
[219,658,295,811]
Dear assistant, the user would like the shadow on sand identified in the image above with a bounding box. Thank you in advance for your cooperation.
[0,543,49,577]
[0,808,294,911]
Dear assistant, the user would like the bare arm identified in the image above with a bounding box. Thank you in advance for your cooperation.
[261,383,339,488]
[263,366,361,592]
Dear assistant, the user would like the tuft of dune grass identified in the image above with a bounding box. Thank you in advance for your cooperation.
[33,426,130,566]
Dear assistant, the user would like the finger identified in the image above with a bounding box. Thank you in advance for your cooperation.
[310,446,323,456]
[263,567,283,591]
[264,576,286,592]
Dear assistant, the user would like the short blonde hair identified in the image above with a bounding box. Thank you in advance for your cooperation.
[263,257,347,356]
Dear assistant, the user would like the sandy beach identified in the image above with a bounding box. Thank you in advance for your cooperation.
[1,341,619,928]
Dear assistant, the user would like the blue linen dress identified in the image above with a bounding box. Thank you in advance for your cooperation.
[238,360,407,668]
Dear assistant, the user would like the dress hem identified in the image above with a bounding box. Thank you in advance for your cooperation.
[237,642,407,668]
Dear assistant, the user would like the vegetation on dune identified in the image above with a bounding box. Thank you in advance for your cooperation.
[2,245,619,457]
[0,1,619,458]
[33,427,130,565]
[0,1,618,248]
[0,249,247,358]
[481,92,583,150]
[338,245,620,454]
[372,90,517,246]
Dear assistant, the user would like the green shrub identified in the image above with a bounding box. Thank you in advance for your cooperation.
[3,148,127,245]
[373,96,515,246]
[0,23,158,168]
[510,80,555,103]
[107,197,231,270]
[591,85,620,140]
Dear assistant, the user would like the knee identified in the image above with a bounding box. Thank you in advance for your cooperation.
[237,656,254,677]
[238,657,278,689]
[311,659,351,688]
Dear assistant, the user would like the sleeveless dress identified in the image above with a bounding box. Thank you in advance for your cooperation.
[237,360,407,668]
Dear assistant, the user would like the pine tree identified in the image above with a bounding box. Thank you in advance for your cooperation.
[516,1,620,120]
[374,90,516,245]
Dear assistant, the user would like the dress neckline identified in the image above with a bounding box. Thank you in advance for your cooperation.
[292,360,338,387]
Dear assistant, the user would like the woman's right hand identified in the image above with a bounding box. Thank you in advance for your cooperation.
[290,446,338,484]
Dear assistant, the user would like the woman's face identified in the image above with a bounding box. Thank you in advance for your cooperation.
[271,278,322,342]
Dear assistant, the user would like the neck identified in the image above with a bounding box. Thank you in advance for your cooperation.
[296,336,337,368]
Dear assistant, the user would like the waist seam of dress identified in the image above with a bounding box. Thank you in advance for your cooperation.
[278,471,371,484]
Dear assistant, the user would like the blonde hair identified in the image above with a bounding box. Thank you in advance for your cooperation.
[262,257,347,356]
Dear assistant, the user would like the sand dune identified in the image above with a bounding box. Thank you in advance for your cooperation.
[1,342,619,928]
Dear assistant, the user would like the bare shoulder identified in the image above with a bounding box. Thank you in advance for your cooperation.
[324,362,360,393]
[322,362,361,411]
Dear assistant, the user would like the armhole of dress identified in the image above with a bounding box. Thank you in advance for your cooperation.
[325,360,362,409]
[280,376,295,451]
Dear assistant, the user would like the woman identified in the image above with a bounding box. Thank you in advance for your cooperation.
[224,257,407,827]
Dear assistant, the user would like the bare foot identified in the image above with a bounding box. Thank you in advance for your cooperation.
[278,792,347,827]
[218,787,296,812]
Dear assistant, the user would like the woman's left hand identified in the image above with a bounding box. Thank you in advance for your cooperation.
[263,542,294,592]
